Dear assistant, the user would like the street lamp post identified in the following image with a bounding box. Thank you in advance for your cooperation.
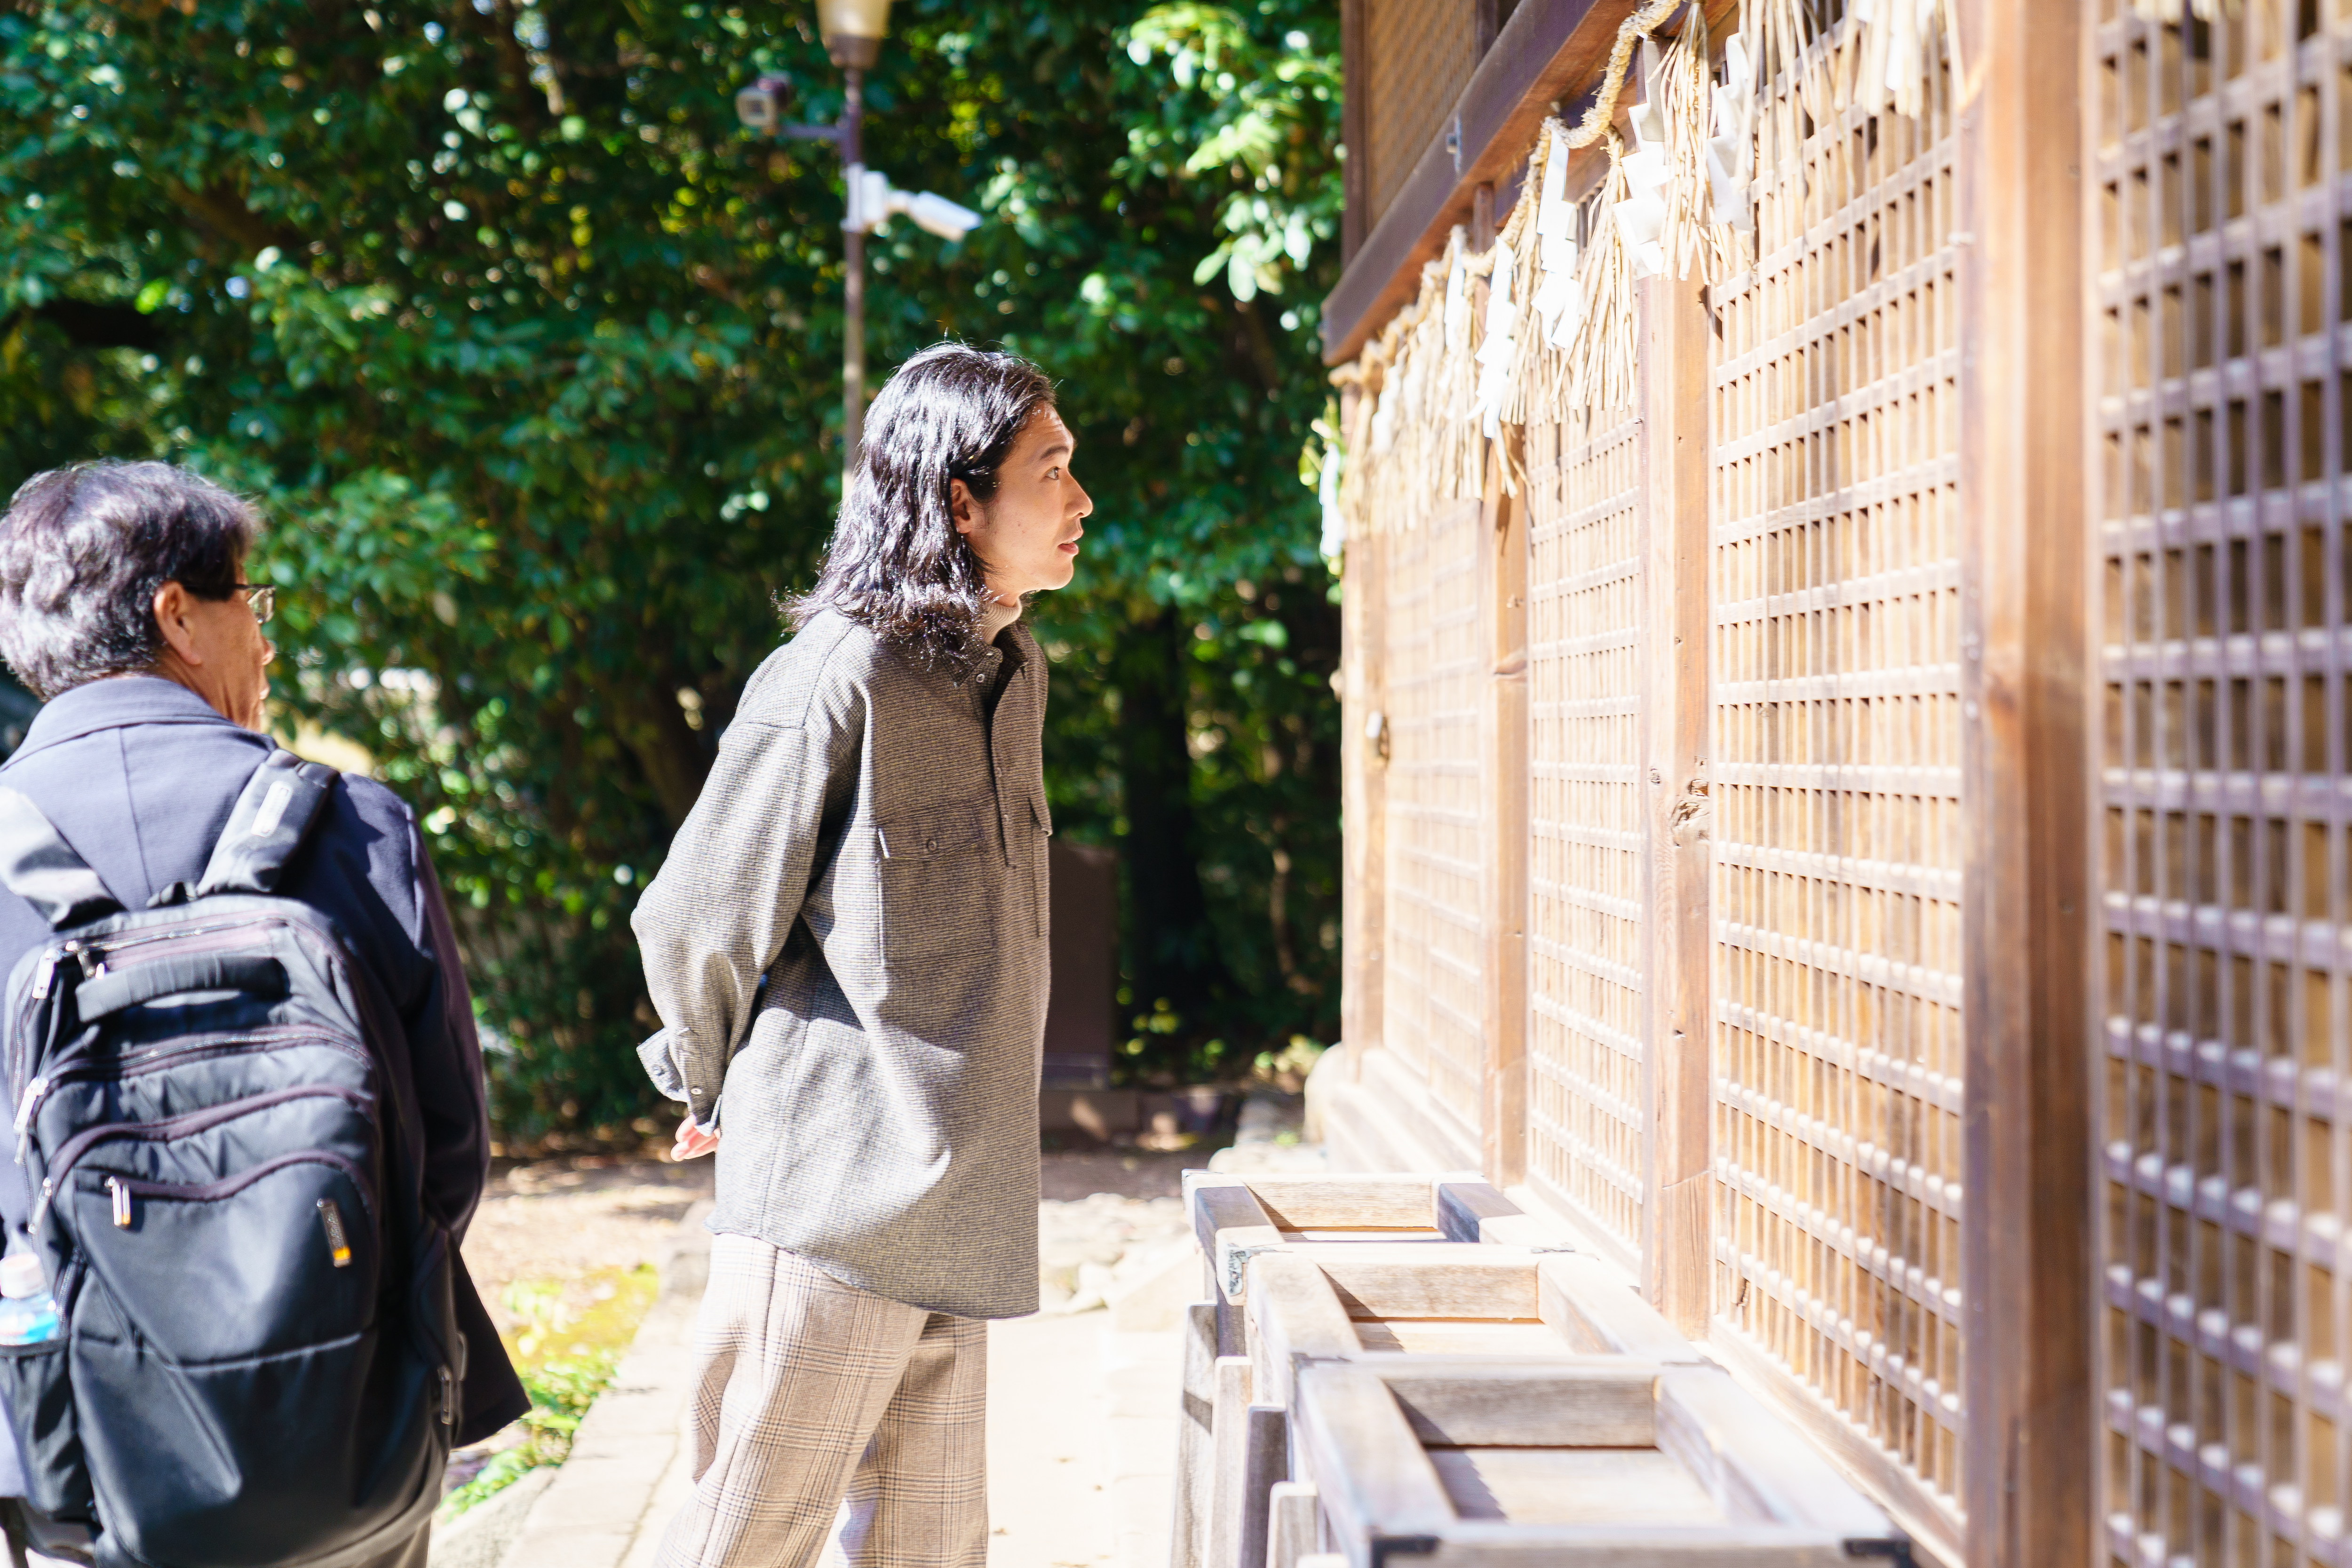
[820,0,883,482]
[736,1,979,495]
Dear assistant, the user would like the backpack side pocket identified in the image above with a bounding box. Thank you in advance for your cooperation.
[407,1223,459,1434]
[0,1334,90,1524]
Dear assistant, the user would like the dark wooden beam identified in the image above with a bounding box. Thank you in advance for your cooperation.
[1320,0,1741,367]
[1340,0,1368,265]
[1319,0,1636,366]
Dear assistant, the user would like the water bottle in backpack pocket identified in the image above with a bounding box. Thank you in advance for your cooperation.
[0,752,457,1568]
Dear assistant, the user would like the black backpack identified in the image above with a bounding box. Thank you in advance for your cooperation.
[0,750,457,1568]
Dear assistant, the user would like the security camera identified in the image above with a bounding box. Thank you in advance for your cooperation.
[847,166,981,242]
[734,73,792,134]
[902,191,980,243]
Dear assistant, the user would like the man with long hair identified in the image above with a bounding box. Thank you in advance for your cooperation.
[632,342,1090,1568]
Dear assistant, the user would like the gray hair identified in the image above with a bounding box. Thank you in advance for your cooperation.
[0,462,258,700]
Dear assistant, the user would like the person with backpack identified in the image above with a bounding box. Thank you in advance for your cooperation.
[631,343,1089,1568]
[0,461,527,1568]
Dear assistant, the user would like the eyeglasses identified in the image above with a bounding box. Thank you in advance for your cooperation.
[232,583,276,625]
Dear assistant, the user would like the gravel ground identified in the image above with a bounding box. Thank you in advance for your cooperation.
[460,1146,1206,1330]
[460,1154,715,1340]
[445,1145,1207,1508]
[1038,1148,1201,1201]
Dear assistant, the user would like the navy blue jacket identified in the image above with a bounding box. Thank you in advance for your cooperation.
[0,676,526,1452]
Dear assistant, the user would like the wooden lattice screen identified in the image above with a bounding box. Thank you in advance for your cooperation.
[1363,0,1481,231]
[2093,3,2352,1562]
[1703,29,1968,1553]
[1381,494,1491,1143]
[1525,405,1649,1272]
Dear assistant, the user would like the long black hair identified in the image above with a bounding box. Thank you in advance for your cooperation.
[791,342,1056,675]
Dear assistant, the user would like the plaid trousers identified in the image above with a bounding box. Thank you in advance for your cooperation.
[653,1234,989,1568]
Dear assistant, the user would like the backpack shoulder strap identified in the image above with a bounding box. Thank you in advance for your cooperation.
[0,786,123,931]
[195,749,340,898]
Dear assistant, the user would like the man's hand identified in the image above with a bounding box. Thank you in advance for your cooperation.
[672,1114,720,1161]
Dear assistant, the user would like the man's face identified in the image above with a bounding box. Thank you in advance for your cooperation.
[152,573,273,730]
[952,407,1091,600]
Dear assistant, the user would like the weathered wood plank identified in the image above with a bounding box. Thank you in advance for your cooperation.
[1478,430,1530,1189]
[1378,1363,1659,1447]
[1339,507,1387,1067]
[1242,1250,1355,1373]
[1403,1525,1868,1567]
[1236,1176,1437,1232]
[1467,1211,1572,1249]
[1653,1370,1900,1540]
[1636,264,1715,1340]
[1431,1179,1520,1243]
[1173,1302,1218,1568]
[1187,1176,1290,1306]
[1245,1252,1362,1410]
[1702,1329,1959,1568]
[1237,1405,1288,1568]
[1206,1356,1256,1568]
[1348,1321,1560,1356]
[1425,1448,1719,1525]
[1265,1481,1320,1568]
[1534,1254,1707,1365]
[1955,1,2094,1565]
[1308,1245,1541,1321]
[1292,1365,1454,1568]
[1188,1177,1280,1258]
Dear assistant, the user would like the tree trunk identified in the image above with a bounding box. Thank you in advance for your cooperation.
[603,674,713,830]
[1116,604,1228,1028]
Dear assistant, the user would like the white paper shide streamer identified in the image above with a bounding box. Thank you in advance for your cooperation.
[1335,0,1963,541]
[1615,103,1672,280]
[1708,32,1756,231]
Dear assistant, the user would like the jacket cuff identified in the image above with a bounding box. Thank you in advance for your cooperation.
[637,1027,720,1126]
[636,1028,687,1100]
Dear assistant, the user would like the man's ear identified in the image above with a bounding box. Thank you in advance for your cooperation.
[949,478,980,538]
[151,581,204,667]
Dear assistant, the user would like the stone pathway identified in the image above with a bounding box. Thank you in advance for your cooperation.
[436,1166,1198,1568]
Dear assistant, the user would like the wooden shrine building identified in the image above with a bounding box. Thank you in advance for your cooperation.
[1314,2,2352,1565]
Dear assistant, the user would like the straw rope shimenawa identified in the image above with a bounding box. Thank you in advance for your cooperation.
[1327,0,1967,545]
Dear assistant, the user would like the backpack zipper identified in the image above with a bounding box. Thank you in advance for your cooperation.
[13,1028,367,1167]
[12,910,357,1121]
[93,1150,376,1231]
[30,1084,374,1230]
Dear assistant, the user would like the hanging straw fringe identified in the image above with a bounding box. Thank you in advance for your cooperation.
[1331,0,1965,544]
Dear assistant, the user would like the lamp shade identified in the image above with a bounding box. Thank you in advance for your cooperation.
[817,0,892,68]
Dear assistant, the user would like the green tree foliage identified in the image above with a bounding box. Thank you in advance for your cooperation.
[0,0,1341,1130]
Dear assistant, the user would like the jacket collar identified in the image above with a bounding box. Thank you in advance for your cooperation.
[4,675,246,766]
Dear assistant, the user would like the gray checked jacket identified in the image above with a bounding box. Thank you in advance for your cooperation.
[632,608,1050,1319]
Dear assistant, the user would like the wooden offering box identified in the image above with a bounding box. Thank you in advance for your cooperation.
[1242,1246,1703,1415]
[1292,1362,1909,1568]
[1185,1172,1542,1305]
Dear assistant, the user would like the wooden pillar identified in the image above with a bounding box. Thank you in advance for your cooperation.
[1340,384,1387,1075]
[1637,270,1714,1339]
[1480,433,1529,1188]
[1957,0,2093,1562]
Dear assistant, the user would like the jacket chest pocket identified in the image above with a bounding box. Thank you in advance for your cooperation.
[875,799,997,965]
